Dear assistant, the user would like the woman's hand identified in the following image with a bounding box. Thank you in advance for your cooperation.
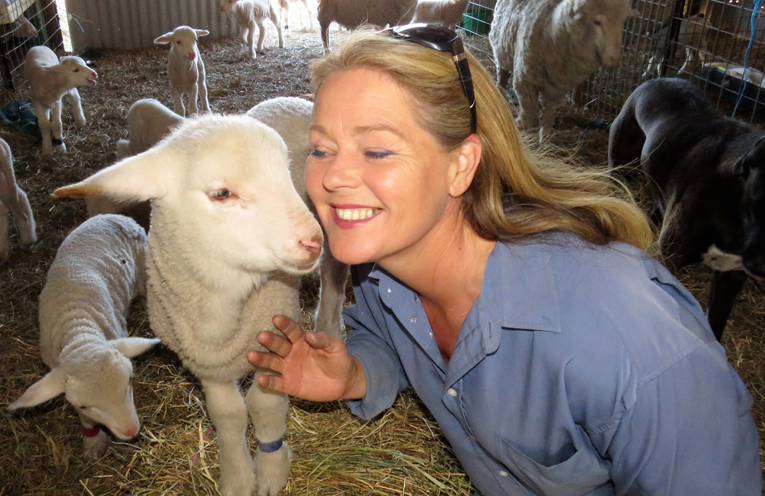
[248,315,367,402]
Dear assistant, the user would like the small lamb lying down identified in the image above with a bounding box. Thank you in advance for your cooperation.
[9,214,160,462]
[54,114,324,496]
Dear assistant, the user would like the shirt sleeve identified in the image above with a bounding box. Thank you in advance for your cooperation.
[603,343,761,495]
[342,265,412,420]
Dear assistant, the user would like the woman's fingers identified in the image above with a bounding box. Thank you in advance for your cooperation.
[247,350,283,373]
[257,373,287,393]
[272,315,305,343]
[257,330,293,357]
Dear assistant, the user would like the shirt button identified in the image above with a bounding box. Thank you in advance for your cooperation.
[499,471,509,477]
[410,317,417,323]
[447,388,457,397]
[387,289,391,293]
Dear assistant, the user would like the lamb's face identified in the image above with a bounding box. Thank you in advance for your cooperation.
[57,56,98,87]
[171,28,200,61]
[571,0,635,68]
[63,349,140,440]
[163,121,324,276]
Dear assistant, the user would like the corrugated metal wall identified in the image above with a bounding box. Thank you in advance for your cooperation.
[64,0,238,51]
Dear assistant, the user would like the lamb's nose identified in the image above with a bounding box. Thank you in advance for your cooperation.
[188,52,196,61]
[300,235,323,256]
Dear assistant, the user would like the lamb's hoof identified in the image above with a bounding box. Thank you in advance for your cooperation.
[255,442,291,496]
[21,240,40,251]
[54,144,67,154]
[220,474,256,496]
[81,430,110,462]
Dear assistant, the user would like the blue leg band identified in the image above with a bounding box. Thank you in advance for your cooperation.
[257,438,283,453]
[51,138,64,146]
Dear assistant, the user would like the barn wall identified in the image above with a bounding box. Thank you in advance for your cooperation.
[64,0,238,51]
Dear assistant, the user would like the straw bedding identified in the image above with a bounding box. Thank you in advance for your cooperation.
[1,24,763,496]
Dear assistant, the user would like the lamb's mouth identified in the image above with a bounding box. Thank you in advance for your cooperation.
[335,207,380,221]
[87,78,97,85]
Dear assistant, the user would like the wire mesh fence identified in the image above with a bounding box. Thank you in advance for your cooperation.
[0,0,63,98]
[459,0,765,123]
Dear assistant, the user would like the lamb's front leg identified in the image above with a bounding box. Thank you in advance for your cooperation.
[64,88,86,125]
[171,86,185,117]
[188,84,199,115]
[33,103,53,155]
[247,372,291,496]
[248,23,258,59]
[78,412,110,462]
[50,100,66,153]
[203,379,256,496]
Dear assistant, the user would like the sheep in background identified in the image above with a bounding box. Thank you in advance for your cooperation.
[8,214,160,462]
[246,96,348,339]
[642,13,709,78]
[154,26,210,117]
[84,99,185,231]
[275,0,314,32]
[0,137,36,261]
[13,14,37,38]
[54,114,324,496]
[411,0,470,30]
[24,46,97,155]
[317,0,417,53]
[220,0,284,59]
[490,0,637,140]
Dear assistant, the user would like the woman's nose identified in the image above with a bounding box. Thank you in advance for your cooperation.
[321,152,361,191]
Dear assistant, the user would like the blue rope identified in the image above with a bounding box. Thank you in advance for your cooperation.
[733,0,762,116]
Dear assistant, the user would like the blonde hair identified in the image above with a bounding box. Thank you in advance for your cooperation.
[311,29,653,251]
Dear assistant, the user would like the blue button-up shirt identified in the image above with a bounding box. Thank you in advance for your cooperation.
[343,237,761,495]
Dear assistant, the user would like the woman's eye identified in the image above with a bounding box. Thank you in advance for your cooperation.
[210,188,232,200]
[365,150,393,160]
[309,148,326,158]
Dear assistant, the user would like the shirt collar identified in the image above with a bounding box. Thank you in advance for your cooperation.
[365,239,562,335]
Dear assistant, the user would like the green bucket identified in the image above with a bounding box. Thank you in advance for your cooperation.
[462,7,492,35]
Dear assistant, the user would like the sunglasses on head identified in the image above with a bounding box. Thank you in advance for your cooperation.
[383,23,477,134]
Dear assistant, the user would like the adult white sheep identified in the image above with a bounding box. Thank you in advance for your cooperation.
[24,45,97,154]
[411,0,470,30]
[8,214,160,462]
[0,137,36,261]
[154,26,210,117]
[317,0,417,53]
[220,0,284,59]
[53,114,324,496]
[246,96,348,339]
[490,0,637,140]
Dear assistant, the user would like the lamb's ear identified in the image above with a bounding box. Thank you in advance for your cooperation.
[195,29,210,37]
[53,148,178,202]
[631,9,640,17]
[154,32,174,44]
[8,368,67,410]
[111,337,162,359]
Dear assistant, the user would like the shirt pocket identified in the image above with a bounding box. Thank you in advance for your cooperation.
[497,425,611,496]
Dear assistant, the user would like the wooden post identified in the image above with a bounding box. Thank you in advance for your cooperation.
[41,0,63,51]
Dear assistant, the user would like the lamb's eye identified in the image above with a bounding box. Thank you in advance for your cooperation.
[73,68,79,72]
[210,188,232,200]
[593,19,602,26]
[78,405,89,410]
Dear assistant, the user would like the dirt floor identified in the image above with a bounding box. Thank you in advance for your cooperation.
[1,23,764,496]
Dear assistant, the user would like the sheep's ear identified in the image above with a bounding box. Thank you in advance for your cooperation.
[53,148,178,201]
[154,32,174,44]
[8,368,67,410]
[195,29,210,37]
[111,337,162,359]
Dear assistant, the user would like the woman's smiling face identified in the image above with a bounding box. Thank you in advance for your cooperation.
[306,68,466,267]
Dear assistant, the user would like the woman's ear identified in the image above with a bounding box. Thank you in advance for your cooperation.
[449,133,483,198]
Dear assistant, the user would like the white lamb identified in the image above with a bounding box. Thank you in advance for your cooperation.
[115,98,184,160]
[220,0,284,59]
[8,214,160,462]
[246,96,348,338]
[53,114,324,496]
[317,0,417,53]
[411,0,470,30]
[14,14,38,39]
[154,26,211,117]
[84,99,185,231]
[490,0,637,140]
[275,0,314,32]
[0,137,36,261]
[24,46,97,155]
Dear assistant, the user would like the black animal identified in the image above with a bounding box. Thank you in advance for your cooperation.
[608,77,765,341]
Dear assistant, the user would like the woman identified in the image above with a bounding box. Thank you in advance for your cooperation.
[247,25,761,495]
